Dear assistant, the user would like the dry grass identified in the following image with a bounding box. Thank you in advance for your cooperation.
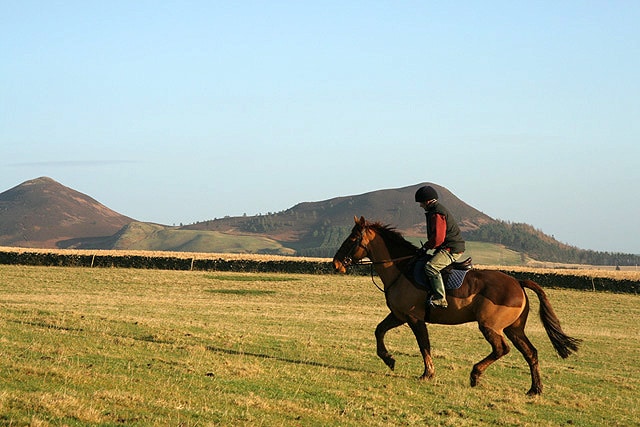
[0,265,638,426]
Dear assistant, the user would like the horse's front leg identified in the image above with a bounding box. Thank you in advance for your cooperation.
[407,319,435,380]
[375,312,405,371]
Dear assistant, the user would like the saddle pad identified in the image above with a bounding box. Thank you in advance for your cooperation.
[413,257,468,290]
[446,269,469,289]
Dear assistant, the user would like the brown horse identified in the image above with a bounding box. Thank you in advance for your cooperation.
[332,216,581,395]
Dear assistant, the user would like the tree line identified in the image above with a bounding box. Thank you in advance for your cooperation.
[463,221,640,266]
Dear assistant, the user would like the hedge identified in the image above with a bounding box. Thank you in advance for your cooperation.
[498,270,639,294]
[0,250,352,275]
[0,250,636,294]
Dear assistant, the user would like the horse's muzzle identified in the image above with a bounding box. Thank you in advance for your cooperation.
[333,258,347,274]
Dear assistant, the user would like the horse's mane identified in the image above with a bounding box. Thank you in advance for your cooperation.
[366,221,419,252]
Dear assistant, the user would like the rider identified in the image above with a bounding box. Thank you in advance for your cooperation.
[414,185,466,309]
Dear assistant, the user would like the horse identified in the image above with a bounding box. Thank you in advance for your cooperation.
[332,216,581,395]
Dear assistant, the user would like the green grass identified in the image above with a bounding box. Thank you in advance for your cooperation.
[112,221,295,255]
[0,265,638,426]
[464,241,529,265]
[405,239,529,266]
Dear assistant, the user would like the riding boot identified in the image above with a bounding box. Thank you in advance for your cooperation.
[429,273,448,309]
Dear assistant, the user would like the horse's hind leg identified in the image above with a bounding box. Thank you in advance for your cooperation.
[471,325,510,388]
[505,324,542,395]
[375,312,405,371]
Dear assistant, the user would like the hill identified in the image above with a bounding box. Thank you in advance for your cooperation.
[61,221,295,255]
[186,183,493,235]
[0,177,134,248]
[464,220,639,266]
[1,177,638,265]
[183,183,495,255]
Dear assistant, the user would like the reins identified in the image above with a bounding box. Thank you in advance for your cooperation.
[353,255,415,293]
[337,223,416,293]
[353,255,415,266]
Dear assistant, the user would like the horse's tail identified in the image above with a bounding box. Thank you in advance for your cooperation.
[520,279,582,358]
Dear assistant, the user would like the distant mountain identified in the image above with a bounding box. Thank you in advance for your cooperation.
[182,183,496,256]
[185,183,494,235]
[0,177,134,248]
[1,177,637,265]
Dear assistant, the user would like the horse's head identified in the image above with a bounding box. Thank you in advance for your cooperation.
[332,216,371,274]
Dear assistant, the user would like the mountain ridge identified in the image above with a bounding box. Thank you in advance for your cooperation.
[183,183,494,237]
[1,177,637,264]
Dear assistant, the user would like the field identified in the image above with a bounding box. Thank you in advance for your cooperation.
[1,265,639,426]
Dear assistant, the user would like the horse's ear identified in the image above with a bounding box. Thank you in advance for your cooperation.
[354,216,366,227]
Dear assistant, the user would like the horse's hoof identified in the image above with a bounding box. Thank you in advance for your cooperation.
[384,357,396,371]
[470,367,481,387]
[470,374,479,387]
[526,387,542,396]
[418,373,434,381]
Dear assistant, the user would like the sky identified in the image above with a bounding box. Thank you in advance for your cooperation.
[1,1,639,254]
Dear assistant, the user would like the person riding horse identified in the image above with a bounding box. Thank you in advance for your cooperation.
[414,185,466,309]
[332,216,581,394]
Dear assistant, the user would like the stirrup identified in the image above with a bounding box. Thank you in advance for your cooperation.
[429,296,448,309]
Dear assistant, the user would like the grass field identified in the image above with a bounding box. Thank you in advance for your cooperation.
[1,265,638,426]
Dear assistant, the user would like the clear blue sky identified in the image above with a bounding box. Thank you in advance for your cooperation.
[2,1,639,254]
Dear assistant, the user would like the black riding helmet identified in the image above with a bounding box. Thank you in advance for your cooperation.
[415,185,438,202]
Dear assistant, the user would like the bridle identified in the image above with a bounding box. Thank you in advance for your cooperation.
[339,229,370,269]
[337,226,415,293]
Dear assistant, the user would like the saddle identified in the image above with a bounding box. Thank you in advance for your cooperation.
[412,256,473,291]
[446,257,473,272]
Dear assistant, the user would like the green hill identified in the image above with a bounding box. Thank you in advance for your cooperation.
[464,220,638,266]
[66,222,295,255]
[186,182,493,237]
[183,182,496,258]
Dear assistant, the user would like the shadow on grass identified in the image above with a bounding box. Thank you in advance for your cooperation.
[206,289,276,296]
[8,319,84,332]
[206,345,377,374]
